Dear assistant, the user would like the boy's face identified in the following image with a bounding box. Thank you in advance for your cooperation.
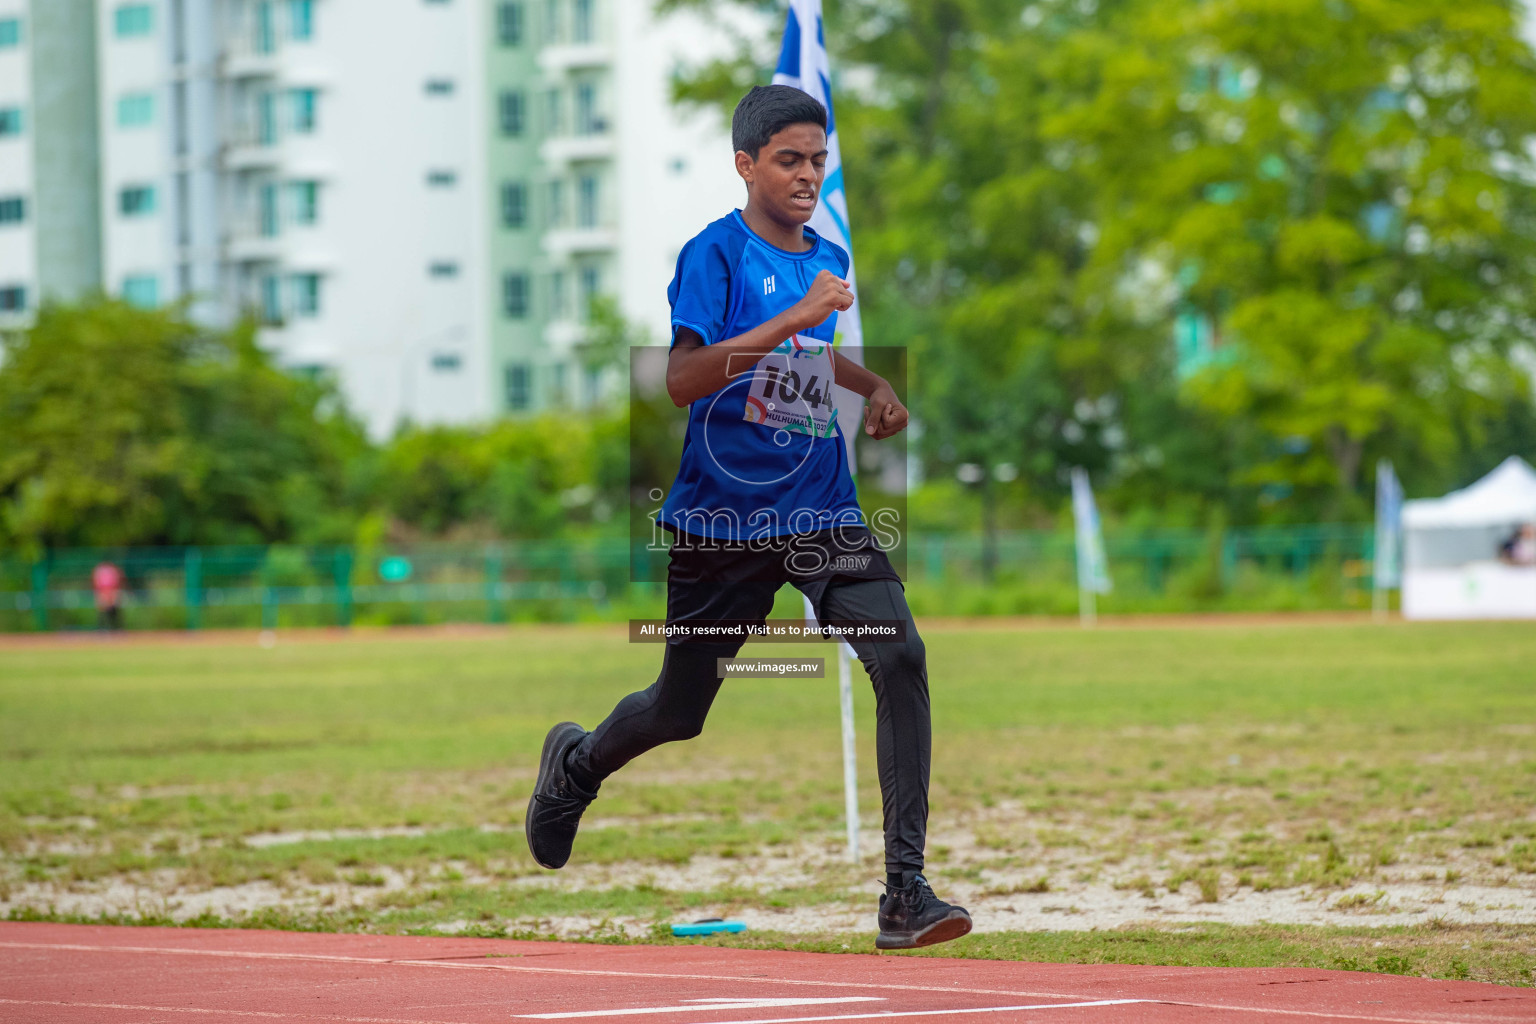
[736,123,828,227]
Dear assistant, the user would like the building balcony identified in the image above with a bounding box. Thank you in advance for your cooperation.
[222,140,282,172]
[538,42,612,76]
[540,132,614,167]
[260,322,336,365]
[544,319,586,351]
[221,46,282,80]
[542,226,617,258]
[224,226,283,264]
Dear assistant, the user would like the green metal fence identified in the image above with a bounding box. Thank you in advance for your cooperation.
[0,524,1376,633]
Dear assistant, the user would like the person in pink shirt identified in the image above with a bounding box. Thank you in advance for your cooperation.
[93,561,123,631]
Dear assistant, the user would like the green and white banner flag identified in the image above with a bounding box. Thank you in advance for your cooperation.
[1071,467,1112,595]
[1374,458,1403,590]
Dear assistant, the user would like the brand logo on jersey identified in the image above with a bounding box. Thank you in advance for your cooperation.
[789,334,824,358]
[763,275,776,295]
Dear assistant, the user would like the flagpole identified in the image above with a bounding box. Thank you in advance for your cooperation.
[779,0,863,864]
[837,643,860,862]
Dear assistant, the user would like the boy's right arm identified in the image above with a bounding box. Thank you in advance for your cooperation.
[666,270,853,407]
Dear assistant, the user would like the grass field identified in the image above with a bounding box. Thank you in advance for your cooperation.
[2,615,1534,986]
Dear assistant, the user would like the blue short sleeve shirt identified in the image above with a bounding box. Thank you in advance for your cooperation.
[659,211,864,541]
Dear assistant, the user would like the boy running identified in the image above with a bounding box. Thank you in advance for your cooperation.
[525,85,971,950]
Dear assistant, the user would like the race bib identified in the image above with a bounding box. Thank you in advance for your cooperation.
[742,335,839,438]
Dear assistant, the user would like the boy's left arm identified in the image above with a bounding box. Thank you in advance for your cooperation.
[833,351,909,440]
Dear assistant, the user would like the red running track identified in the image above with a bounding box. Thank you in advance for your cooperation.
[1,923,1531,1024]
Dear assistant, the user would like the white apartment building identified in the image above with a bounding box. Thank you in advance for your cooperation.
[0,0,104,326]
[1,0,746,434]
[485,0,743,415]
[215,0,490,430]
[95,0,224,323]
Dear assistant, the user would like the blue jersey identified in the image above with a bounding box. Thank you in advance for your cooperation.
[659,211,864,542]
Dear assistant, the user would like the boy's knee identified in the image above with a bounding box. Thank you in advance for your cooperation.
[874,634,926,686]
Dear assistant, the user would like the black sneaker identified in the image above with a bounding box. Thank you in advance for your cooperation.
[524,721,598,869]
[876,874,972,950]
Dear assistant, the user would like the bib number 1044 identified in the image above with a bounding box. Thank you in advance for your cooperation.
[758,365,831,410]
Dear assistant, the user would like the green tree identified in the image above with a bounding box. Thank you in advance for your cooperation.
[376,413,629,540]
[1043,0,1536,514]
[0,299,368,552]
[663,0,1193,551]
[662,0,1536,527]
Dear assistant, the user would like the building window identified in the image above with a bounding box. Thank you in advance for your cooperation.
[261,274,282,323]
[501,182,527,228]
[287,180,319,224]
[114,3,154,37]
[254,0,276,52]
[289,88,317,132]
[425,79,456,97]
[579,264,601,313]
[502,273,528,317]
[120,185,157,216]
[123,275,159,308]
[497,2,523,45]
[0,285,25,312]
[287,0,314,40]
[548,270,568,319]
[499,91,525,135]
[257,91,278,144]
[577,173,599,228]
[0,196,25,225]
[431,353,462,371]
[572,0,593,43]
[543,88,564,136]
[505,363,530,410]
[117,92,156,128]
[545,179,565,228]
[0,108,22,137]
[259,183,279,236]
[0,18,22,48]
[428,261,460,279]
[574,81,603,135]
[426,170,458,188]
[290,273,321,316]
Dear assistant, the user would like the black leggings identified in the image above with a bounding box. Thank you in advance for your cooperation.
[567,576,931,878]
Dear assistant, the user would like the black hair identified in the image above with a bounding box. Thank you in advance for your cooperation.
[731,85,827,160]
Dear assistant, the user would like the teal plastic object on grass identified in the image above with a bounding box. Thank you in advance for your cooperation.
[671,918,747,936]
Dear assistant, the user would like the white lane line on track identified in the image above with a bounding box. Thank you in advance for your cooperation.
[0,942,1107,1003]
[648,1001,1148,1024]
[519,997,883,1019]
[519,1000,1151,1024]
[0,941,1516,1024]
[0,998,464,1024]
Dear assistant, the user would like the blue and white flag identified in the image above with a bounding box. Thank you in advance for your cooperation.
[1071,467,1112,595]
[772,0,862,349]
[780,1,863,653]
[1374,458,1403,590]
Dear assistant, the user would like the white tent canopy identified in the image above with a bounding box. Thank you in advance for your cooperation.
[1403,456,1536,529]
[1402,456,1536,620]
